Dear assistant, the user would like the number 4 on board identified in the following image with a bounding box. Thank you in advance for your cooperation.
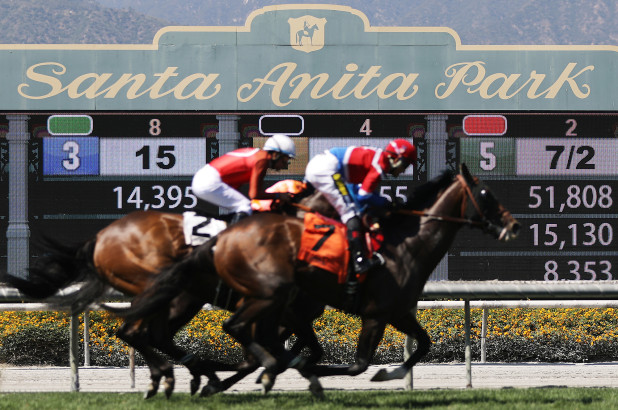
[360,119,372,136]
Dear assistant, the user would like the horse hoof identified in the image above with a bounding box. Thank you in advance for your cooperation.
[371,367,407,382]
[308,378,324,400]
[370,368,389,382]
[190,377,201,396]
[164,377,175,399]
[260,372,274,395]
[200,383,221,397]
[143,382,159,399]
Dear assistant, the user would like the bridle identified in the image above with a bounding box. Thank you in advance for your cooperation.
[396,174,499,232]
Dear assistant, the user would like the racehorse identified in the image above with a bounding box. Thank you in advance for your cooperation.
[121,164,520,391]
[6,211,236,397]
[6,188,328,398]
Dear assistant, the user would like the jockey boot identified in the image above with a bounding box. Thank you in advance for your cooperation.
[346,216,380,277]
[229,211,250,226]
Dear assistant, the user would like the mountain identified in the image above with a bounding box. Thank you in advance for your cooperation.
[0,0,615,45]
[0,0,168,44]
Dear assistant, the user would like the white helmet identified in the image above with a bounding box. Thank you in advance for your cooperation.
[263,134,296,158]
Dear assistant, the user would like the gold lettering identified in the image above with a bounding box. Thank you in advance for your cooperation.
[541,63,594,98]
[352,66,382,98]
[467,73,522,99]
[173,73,221,99]
[376,73,419,100]
[18,63,221,101]
[65,73,113,98]
[237,63,297,106]
[330,63,360,99]
[17,62,66,99]
[289,73,330,99]
[148,67,180,98]
[100,74,147,99]
[525,72,549,98]
[435,62,486,99]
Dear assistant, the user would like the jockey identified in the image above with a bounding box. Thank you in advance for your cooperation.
[304,139,417,283]
[191,134,296,224]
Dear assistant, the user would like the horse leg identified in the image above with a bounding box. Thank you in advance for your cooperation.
[115,321,174,399]
[144,295,241,397]
[308,316,386,378]
[279,309,325,398]
[222,298,287,394]
[371,311,431,382]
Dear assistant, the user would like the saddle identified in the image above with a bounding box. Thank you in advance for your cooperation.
[184,179,309,246]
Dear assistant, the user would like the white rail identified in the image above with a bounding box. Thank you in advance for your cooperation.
[3,282,618,391]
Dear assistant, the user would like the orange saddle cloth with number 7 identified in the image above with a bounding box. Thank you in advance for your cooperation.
[297,212,350,284]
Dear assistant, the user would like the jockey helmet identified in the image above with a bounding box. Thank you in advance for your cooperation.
[383,139,417,174]
[263,134,296,158]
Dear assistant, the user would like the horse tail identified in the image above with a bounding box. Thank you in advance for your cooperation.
[110,238,217,321]
[6,236,107,311]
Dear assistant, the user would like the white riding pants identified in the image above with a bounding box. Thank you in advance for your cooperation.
[305,151,358,223]
[191,164,253,214]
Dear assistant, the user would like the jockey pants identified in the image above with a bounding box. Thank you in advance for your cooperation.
[191,164,253,214]
[305,151,358,223]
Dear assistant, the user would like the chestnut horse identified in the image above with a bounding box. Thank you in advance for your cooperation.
[6,187,329,398]
[123,164,520,391]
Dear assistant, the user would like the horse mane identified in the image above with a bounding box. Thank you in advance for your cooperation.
[402,169,455,211]
[380,169,455,239]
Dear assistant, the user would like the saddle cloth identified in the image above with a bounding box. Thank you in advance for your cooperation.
[297,213,350,283]
[182,211,227,246]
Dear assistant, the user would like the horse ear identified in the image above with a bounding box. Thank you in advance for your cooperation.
[459,163,476,185]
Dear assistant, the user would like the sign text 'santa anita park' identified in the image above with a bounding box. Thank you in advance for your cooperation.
[2,3,617,112]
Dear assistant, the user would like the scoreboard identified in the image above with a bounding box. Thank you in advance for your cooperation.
[449,113,618,282]
[4,111,617,282]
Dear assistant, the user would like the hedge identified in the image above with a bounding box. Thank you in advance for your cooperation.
[1,307,618,366]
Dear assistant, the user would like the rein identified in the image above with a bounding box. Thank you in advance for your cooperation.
[292,202,315,213]
[396,174,487,227]
[291,175,489,228]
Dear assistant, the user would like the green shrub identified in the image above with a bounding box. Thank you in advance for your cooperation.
[0,324,71,365]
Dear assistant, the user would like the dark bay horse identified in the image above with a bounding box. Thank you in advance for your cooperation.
[126,164,520,391]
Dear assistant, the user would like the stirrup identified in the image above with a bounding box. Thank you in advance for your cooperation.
[353,255,380,275]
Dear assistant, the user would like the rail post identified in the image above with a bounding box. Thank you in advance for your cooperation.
[83,311,90,366]
[481,308,489,363]
[464,299,472,388]
[69,313,80,392]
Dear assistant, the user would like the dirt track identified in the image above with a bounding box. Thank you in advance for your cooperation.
[1,362,618,394]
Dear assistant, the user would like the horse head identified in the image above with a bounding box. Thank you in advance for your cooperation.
[458,163,520,242]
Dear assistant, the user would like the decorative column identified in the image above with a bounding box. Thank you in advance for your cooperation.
[6,114,30,279]
[425,114,449,281]
[216,115,241,155]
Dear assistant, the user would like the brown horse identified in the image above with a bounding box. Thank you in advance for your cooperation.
[6,190,327,398]
[6,211,237,397]
[124,164,520,391]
